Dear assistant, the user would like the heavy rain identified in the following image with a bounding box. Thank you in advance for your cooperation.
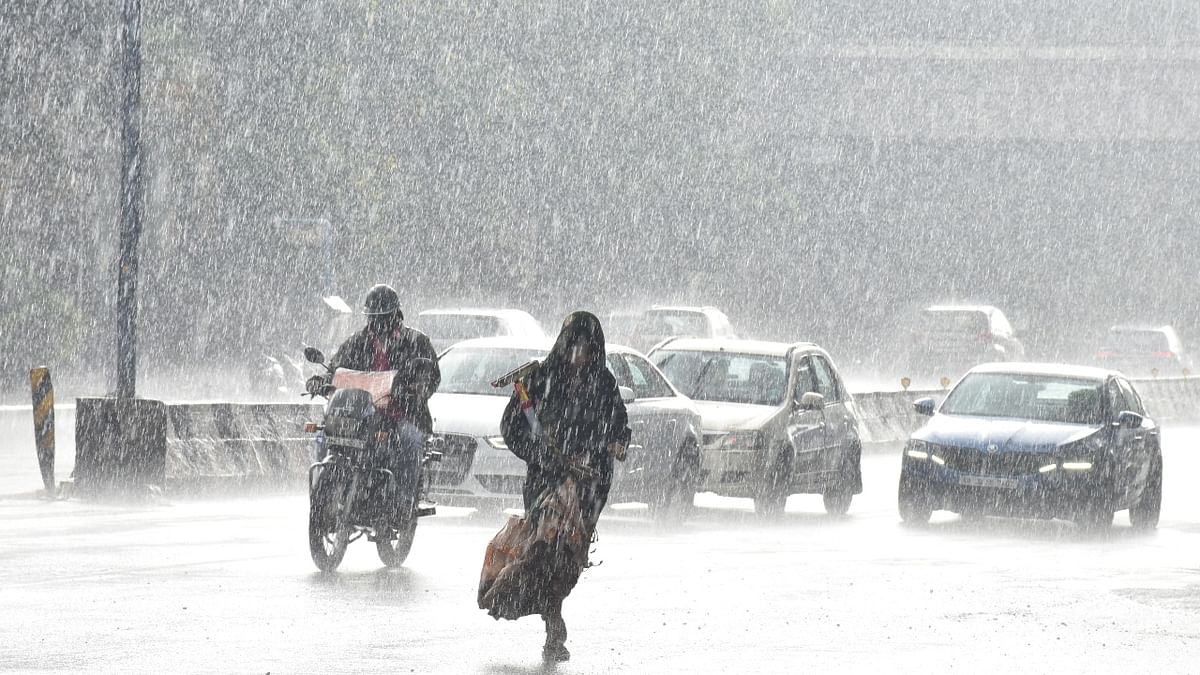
[2,2,1199,673]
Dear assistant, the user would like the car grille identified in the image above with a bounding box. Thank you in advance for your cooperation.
[475,474,526,495]
[428,433,476,486]
[937,446,1049,478]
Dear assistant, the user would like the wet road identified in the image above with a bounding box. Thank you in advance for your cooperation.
[2,430,1199,674]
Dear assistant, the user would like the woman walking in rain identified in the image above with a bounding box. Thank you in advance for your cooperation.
[485,311,631,663]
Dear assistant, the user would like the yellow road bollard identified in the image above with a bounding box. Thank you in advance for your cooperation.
[29,366,56,494]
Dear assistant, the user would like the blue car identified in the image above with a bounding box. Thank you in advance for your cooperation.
[897,363,1162,530]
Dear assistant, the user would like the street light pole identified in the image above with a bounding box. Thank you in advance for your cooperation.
[116,0,144,399]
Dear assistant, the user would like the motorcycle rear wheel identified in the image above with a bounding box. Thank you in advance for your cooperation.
[309,469,354,572]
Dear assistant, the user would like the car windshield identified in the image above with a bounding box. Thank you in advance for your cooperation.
[418,314,505,341]
[653,350,787,406]
[940,372,1104,425]
[437,347,544,396]
[1103,330,1170,353]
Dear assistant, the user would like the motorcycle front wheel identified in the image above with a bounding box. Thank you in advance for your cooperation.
[376,513,417,567]
[377,476,421,567]
[309,467,354,572]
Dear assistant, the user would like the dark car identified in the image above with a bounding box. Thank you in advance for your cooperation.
[1096,324,1193,378]
[905,305,1024,380]
[897,362,1162,530]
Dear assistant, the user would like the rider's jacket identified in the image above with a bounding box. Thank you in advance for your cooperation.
[330,325,440,433]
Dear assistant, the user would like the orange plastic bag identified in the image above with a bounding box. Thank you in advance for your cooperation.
[477,478,590,620]
[477,515,531,607]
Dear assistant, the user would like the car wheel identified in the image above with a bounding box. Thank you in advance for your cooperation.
[822,441,861,517]
[823,490,852,516]
[1129,453,1162,532]
[897,474,932,526]
[648,439,699,525]
[754,446,791,518]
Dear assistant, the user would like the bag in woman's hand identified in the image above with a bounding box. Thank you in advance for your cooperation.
[477,478,590,620]
[477,515,531,610]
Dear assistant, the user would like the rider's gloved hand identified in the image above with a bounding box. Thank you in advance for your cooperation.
[306,375,330,397]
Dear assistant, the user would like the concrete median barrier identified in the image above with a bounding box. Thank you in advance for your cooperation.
[74,398,168,497]
[9,374,1188,498]
[852,389,942,453]
[1131,376,1200,425]
[67,399,321,496]
[164,402,321,490]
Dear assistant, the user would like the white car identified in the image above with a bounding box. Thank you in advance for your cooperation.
[426,337,702,521]
[649,338,864,517]
[415,308,545,354]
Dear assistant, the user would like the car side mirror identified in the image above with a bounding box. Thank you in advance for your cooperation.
[619,386,636,404]
[795,391,824,411]
[303,347,326,365]
[913,397,936,416]
[1116,410,1144,429]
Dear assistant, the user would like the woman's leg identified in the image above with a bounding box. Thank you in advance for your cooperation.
[542,597,569,661]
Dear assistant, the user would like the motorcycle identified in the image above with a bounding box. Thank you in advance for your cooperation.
[301,346,442,572]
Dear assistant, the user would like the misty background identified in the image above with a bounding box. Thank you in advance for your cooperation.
[3,1,1199,402]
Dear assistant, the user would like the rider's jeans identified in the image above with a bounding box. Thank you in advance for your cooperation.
[387,420,425,510]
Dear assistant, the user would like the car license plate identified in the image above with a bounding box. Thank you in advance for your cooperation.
[958,475,1018,489]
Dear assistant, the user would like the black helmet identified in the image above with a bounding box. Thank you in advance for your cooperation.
[363,284,403,318]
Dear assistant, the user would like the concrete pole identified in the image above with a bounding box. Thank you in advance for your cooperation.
[116,0,143,399]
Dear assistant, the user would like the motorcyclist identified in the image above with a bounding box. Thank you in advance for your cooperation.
[327,284,441,522]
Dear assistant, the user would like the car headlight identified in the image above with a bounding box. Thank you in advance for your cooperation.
[486,436,508,449]
[1054,437,1102,472]
[906,440,946,465]
[905,440,930,460]
[721,431,762,451]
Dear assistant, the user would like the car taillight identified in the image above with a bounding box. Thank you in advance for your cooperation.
[1096,351,1115,359]
[1152,351,1175,359]
[978,331,993,341]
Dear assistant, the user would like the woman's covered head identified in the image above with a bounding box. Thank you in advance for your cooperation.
[551,311,606,369]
